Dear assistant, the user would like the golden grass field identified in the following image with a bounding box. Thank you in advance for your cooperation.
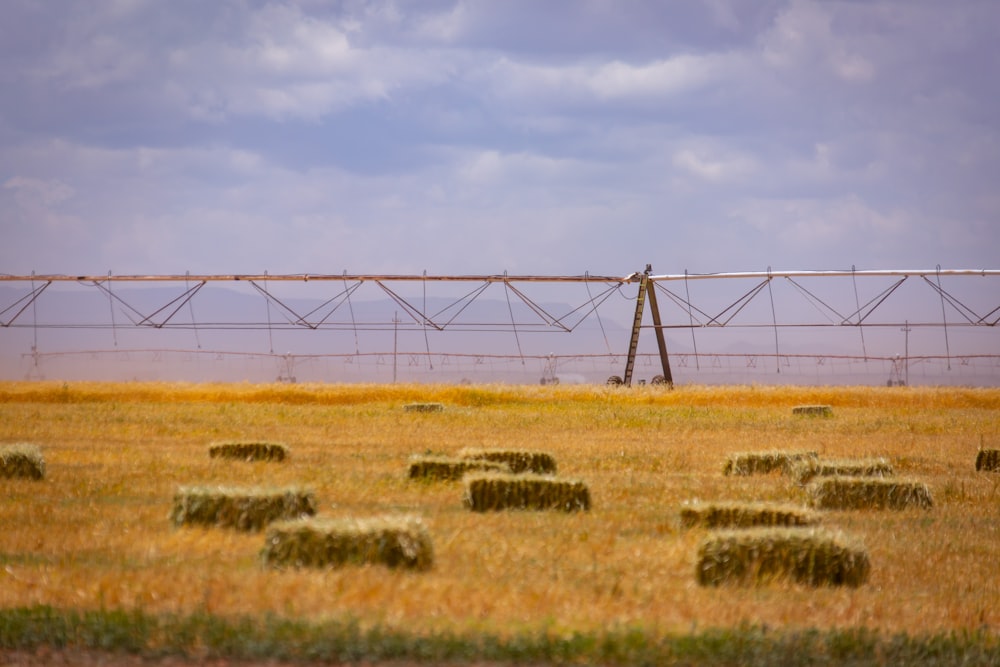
[1,381,998,645]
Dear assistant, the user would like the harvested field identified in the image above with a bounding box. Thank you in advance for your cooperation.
[1,382,998,664]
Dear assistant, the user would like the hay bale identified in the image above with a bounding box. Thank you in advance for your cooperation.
[262,515,433,571]
[722,451,818,476]
[975,449,1000,473]
[171,486,316,531]
[792,405,833,417]
[407,455,509,481]
[0,443,45,480]
[404,403,444,413]
[807,477,933,511]
[463,472,590,512]
[790,457,894,485]
[679,501,821,530]
[696,527,870,588]
[208,441,287,462]
[458,448,557,474]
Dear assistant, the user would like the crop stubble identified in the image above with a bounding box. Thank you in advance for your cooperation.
[0,382,998,637]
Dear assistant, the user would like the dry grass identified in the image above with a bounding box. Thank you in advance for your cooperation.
[0,381,999,639]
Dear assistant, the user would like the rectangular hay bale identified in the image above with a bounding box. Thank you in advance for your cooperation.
[463,472,590,512]
[262,515,433,570]
[458,448,557,474]
[0,443,45,480]
[790,457,894,485]
[407,455,509,481]
[680,501,821,530]
[208,441,287,462]
[404,403,444,413]
[807,476,933,511]
[792,405,833,417]
[975,449,1000,472]
[723,451,818,476]
[171,485,316,531]
[697,527,870,588]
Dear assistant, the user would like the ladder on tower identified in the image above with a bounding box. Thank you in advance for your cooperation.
[622,272,648,386]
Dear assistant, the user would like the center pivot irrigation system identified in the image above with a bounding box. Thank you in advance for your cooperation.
[2,266,999,386]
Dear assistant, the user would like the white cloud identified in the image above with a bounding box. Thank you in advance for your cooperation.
[245,3,355,76]
[486,52,726,108]
[0,0,997,279]
[760,0,875,83]
[412,0,470,43]
[731,194,906,248]
[672,147,757,183]
[3,176,75,207]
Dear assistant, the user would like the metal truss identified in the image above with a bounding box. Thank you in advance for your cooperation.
[2,267,998,386]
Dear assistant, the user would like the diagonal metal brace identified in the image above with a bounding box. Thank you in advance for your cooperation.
[1,281,51,327]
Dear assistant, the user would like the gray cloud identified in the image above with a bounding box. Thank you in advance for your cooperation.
[1,0,998,279]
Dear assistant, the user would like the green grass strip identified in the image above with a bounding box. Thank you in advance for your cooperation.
[1,607,997,666]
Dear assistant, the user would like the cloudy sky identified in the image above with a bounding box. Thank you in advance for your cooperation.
[2,0,998,278]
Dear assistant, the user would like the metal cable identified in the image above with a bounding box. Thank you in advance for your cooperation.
[684,269,700,370]
[936,265,952,370]
[766,267,780,372]
[852,265,868,360]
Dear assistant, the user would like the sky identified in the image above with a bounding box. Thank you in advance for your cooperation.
[1,0,999,279]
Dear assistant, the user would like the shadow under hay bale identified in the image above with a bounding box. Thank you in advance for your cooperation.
[790,458,894,485]
[807,476,933,511]
[171,486,316,531]
[458,448,557,474]
[262,515,433,570]
[209,442,287,462]
[0,443,45,480]
[463,473,590,512]
[723,451,818,476]
[680,501,821,530]
[976,449,1000,473]
[697,527,870,588]
[792,405,833,417]
[404,403,444,413]
[407,455,509,481]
